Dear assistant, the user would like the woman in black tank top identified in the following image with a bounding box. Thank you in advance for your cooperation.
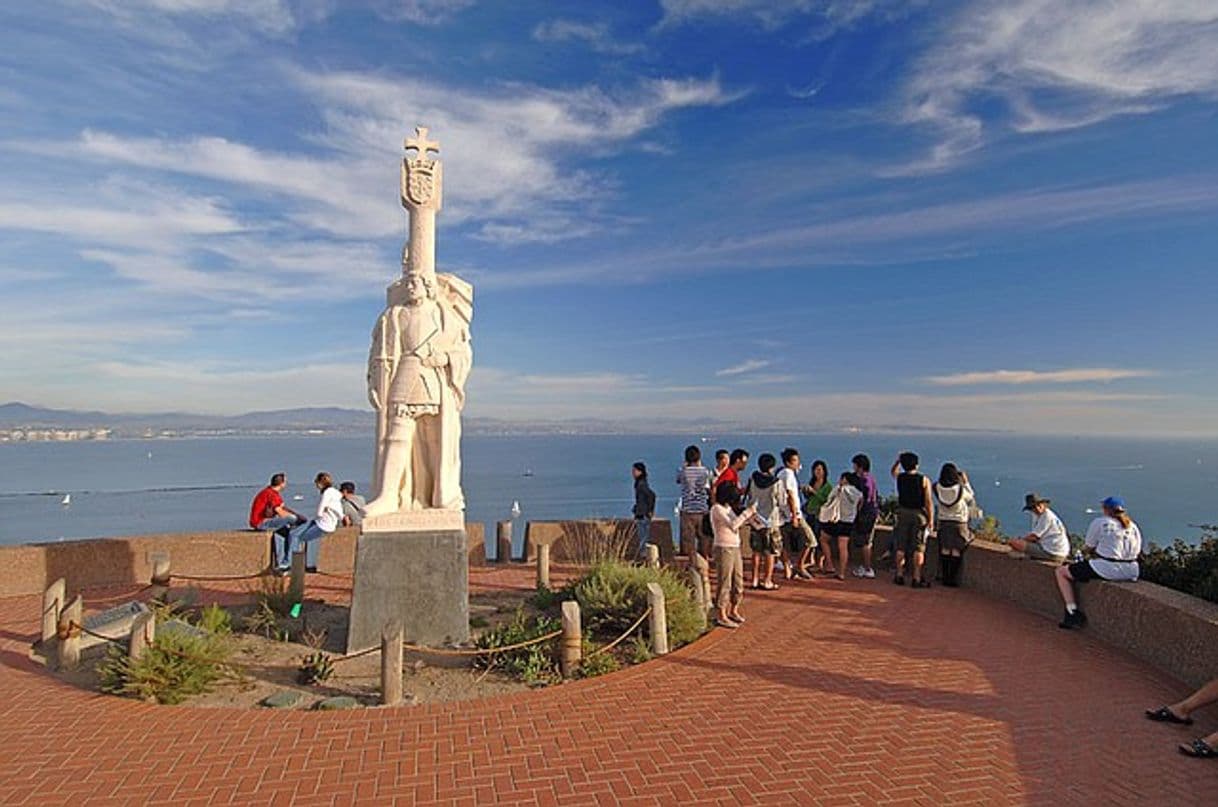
[890,452,934,587]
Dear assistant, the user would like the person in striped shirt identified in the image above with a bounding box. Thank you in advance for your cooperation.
[676,445,711,558]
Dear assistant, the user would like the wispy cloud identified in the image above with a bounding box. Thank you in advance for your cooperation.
[923,368,1159,387]
[533,19,644,55]
[657,0,909,31]
[715,359,770,377]
[896,0,1218,172]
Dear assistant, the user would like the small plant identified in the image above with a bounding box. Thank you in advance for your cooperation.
[249,574,295,617]
[98,615,235,704]
[578,643,619,679]
[529,585,563,611]
[474,607,561,686]
[563,521,636,565]
[198,604,232,635]
[973,514,1005,542]
[243,601,281,639]
[628,635,652,665]
[297,651,335,685]
[569,561,705,650]
[469,615,490,629]
[299,625,327,650]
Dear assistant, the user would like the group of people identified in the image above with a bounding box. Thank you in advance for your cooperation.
[632,444,1144,633]
[247,472,368,573]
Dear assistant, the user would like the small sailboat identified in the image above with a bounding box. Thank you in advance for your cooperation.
[522,468,534,477]
[60,494,71,507]
[510,501,521,519]
[292,495,305,501]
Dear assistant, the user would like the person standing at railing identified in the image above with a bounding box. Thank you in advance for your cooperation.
[1056,496,1142,630]
[631,462,656,559]
[676,445,711,559]
[710,480,756,629]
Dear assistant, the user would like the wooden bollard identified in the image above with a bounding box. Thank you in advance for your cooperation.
[560,600,582,679]
[537,543,551,590]
[687,565,708,628]
[150,554,171,599]
[57,594,83,671]
[41,578,65,644]
[496,521,513,563]
[647,582,669,656]
[129,610,156,661]
[381,620,404,706]
[289,548,306,606]
[645,544,660,570]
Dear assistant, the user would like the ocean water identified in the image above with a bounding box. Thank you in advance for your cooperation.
[1,433,1215,550]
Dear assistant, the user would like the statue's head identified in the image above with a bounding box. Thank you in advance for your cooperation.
[388,270,436,307]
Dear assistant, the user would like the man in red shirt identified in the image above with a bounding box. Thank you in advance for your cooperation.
[712,449,749,502]
[249,473,302,531]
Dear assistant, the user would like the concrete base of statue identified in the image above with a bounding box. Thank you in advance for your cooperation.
[345,510,469,654]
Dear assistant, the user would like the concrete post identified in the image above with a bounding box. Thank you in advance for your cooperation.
[150,554,171,599]
[289,548,307,605]
[645,544,660,570]
[129,610,156,661]
[687,566,708,628]
[537,543,551,590]
[41,577,65,644]
[381,621,404,706]
[57,594,83,671]
[692,553,713,614]
[560,600,582,679]
[647,582,668,656]
[496,521,513,563]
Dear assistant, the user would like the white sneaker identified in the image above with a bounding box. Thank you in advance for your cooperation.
[851,566,866,578]
[860,567,875,579]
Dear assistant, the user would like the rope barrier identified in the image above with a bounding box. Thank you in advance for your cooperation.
[327,645,382,665]
[405,629,563,657]
[586,607,652,658]
[167,571,270,582]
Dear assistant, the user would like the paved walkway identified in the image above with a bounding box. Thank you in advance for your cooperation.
[0,566,1214,805]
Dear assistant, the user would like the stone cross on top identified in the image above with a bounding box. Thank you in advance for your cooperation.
[405,126,440,162]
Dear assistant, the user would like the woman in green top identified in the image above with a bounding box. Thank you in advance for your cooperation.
[801,460,834,574]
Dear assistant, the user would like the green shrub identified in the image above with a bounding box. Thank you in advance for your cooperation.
[98,618,235,704]
[199,604,232,635]
[474,607,561,686]
[568,561,705,650]
[1140,531,1218,605]
[529,584,565,611]
[578,643,619,678]
[249,575,294,617]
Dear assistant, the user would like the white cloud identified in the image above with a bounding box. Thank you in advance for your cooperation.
[79,0,296,34]
[533,19,644,55]
[366,0,475,25]
[657,0,903,30]
[715,359,771,377]
[923,368,1159,387]
[898,0,1218,171]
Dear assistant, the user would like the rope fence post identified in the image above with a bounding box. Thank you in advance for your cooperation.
[645,544,660,570]
[150,554,171,599]
[536,543,551,590]
[129,610,156,661]
[560,600,581,679]
[289,548,306,605]
[41,577,65,645]
[496,520,513,563]
[646,582,668,656]
[57,594,83,670]
[687,565,708,629]
[381,620,403,706]
[691,553,712,616]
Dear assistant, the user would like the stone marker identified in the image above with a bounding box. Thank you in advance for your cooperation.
[158,618,207,640]
[560,600,581,679]
[495,521,512,563]
[381,621,404,706]
[647,583,669,656]
[315,696,360,711]
[536,543,551,590]
[57,594,83,671]
[347,127,472,654]
[80,601,152,651]
[41,578,65,645]
[261,690,302,709]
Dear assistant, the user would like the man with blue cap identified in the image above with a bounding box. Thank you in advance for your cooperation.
[1055,495,1143,629]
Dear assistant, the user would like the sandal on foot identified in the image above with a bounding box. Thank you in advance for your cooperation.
[760,582,779,591]
[1179,739,1217,758]
[1147,707,1193,725]
[729,614,746,624]
[714,618,739,629]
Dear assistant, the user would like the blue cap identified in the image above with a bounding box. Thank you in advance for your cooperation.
[1101,496,1126,511]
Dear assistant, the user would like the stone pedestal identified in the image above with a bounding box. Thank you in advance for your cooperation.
[346,526,470,654]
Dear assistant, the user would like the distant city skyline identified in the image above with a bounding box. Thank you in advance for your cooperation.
[1,2,1216,436]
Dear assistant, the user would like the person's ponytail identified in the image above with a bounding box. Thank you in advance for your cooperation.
[1116,512,1132,529]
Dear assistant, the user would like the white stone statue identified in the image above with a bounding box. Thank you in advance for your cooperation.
[363,128,473,524]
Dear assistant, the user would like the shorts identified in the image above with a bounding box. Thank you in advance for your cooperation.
[852,511,878,548]
[893,508,929,554]
[781,521,814,555]
[749,526,782,555]
[1026,542,1067,562]
[937,521,971,553]
[1068,560,1099,582]
[821,521,854,538]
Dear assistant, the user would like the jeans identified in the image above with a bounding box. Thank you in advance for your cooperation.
[635,517,652,556]
[278,521,326,570]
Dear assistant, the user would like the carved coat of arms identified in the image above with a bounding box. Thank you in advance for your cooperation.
[406,163,435,206]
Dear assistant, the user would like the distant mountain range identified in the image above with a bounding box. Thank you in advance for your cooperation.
[0,401,1001,439]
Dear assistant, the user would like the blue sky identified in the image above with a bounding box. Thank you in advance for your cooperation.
[1,0,1216,435]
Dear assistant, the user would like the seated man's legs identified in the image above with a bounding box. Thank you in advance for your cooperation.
[284,521,323,570]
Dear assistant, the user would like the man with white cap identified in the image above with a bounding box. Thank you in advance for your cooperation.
[1055,496,1142,630]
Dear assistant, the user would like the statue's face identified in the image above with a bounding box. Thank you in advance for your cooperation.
[403,272,433,305]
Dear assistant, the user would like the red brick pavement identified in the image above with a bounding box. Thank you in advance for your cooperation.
[0,566,1214,805]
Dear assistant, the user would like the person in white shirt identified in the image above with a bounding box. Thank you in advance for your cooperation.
[710,481,757,628]
[933,463,976,587]
[819,473,863,581]
[776,448,815,581]
[1056,496,1142,630]
[279,472,345,574]
[1009,493,1070,562]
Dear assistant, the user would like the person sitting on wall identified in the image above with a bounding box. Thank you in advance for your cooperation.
[339,481,367,527]
[1055,496,1142,630]
[1146,677,1218,759]
[278,472,344,575]
[249,472,305,569]
[1008,493,1070,562]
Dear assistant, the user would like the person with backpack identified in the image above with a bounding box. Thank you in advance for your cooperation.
[744,453,783,590]
[819,472,864,580]
[933,463,976,587]
[850,453,880,579]
[631,462,656,559]
[890,451,935,587]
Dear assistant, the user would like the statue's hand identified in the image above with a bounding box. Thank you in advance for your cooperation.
[422,353,448,368]
[369,388,382,409]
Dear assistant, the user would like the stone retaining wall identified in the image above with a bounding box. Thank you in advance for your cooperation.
[0,523,486,599]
